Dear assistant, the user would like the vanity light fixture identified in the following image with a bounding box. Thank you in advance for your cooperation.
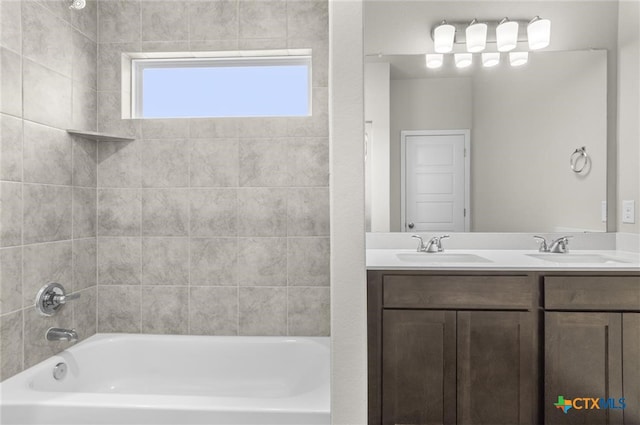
[433,21,456,53]
[465,19,487,52]
[428,16,550,70]
[482,52,500,67]
[527,16,551,50]
[509,51,529,66]
[425,53,444,69]
[455,53,473,68]
[496,18,519,52]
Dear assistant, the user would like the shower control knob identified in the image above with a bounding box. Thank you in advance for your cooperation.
[35,283,80,316]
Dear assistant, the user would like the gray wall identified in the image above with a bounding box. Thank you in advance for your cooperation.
[364,62,390,232]
[0,0,98,380]
[95,0,330,337]
[617,0,640,233]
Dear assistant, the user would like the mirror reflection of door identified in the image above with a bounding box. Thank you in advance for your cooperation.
[401,130,470,232]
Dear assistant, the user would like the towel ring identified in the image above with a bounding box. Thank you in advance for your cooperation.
[570,146,589,173]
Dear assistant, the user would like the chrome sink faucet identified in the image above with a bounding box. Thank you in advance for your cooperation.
[412,234,450,253]
[534,235,572,253]
[46,327,78,342]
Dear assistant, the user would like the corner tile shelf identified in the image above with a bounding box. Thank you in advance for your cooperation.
[66,129,135,142]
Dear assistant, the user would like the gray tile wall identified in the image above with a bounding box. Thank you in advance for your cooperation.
[0,0,328,382]
[95,0,329,337]
[0,0,98,381]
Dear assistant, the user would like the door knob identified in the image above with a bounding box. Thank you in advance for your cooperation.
[407,222,414,229]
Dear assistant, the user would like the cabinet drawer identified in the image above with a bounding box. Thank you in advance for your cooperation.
[544,276,640,311]
[383,275,533,309]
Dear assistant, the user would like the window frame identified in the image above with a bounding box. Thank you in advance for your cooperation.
[130,55,313,119]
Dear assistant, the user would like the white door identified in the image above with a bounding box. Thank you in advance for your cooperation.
[401,130,470,232]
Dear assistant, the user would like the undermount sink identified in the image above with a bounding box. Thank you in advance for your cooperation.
[527,253,630,264]
[395,252,493,263]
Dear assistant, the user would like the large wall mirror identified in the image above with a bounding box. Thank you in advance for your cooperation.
[364,1,618,233]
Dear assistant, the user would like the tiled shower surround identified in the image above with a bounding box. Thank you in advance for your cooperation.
[0,0,329,381]
[0,0,99,380]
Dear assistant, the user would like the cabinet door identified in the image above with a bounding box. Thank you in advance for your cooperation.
[545,312,623,425]
[623,313,640,425]
[457,311,536,425]
[382,310,456,425]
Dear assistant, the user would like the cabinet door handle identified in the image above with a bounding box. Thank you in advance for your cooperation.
[407,222,414,229]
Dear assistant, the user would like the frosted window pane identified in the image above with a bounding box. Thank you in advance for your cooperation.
[140,64,309,118]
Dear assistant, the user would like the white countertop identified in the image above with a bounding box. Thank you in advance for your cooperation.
[366,249,640,271]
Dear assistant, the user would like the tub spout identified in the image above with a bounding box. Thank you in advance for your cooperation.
[46,327,78,342]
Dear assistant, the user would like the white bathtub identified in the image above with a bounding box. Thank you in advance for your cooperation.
[0,334,330,424]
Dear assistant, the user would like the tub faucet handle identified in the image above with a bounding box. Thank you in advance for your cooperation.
[35,283,80,316]
[54,292,80,305]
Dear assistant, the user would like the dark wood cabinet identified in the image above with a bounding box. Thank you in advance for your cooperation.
[543,275,640,425]
[544,312,624,425]
[457,311,535,425]
[544,312,640,425]
[369,270,640,425]
[380,309,535,425]
[369,271,538,425]
[382,310,456,425]
[623,314,640,425]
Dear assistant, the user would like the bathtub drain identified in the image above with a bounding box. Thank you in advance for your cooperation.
[53,362,67,380]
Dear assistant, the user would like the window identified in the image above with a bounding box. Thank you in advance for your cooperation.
[131,54,311,119]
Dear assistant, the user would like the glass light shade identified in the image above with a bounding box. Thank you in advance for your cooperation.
[434,23,455,53]
[509,51,529,66]
[496,20,519,52]
[482,52,500,67]
[527,17,551,50]
[425,54,443,69]
[455,53,473,68]
[466,22,487,52]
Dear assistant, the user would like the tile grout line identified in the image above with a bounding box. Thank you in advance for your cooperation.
[187,131,192,335]
[235,0,240,336]
[95,0,100,338]
[20,20,26,372]
[138,124,143,334]
[70,93,76,336]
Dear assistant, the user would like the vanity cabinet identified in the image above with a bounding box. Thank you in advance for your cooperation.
[543,276,640,425]
[369,270,640,425]
[368,271,538,425]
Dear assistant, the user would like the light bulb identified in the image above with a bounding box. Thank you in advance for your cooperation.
[455,53,472,68]
[434,22,455,53]
[509,51,528,66]
[466,20,487,53]
[426,54,443,69]
[482,52,500,67]
[527,16,551,50]
[496,18,519,52]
